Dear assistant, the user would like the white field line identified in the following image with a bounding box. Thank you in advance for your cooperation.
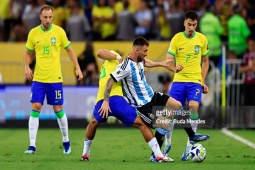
[221,128,255,149]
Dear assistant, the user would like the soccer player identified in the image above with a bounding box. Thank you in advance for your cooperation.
[24,5,83,154]
[99,36,210,162]
[161,10,210,161]
[81,49,173,162]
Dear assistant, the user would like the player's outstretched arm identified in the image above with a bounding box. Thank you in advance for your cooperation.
[165,53,183,72]
[24,50,33,81]
[97,49,121,60]
[99,77,115,118]
[66,46,83,81]
[144,58,172,68]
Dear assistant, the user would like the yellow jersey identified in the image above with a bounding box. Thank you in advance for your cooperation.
[96,51,123,102]
[26,24,71,83]
[92,5,116,39]
[167,31,209,84]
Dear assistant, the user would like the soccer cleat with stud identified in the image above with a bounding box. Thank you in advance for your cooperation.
[63,141,71,154]
[81,154,90,161]
[181,146,191,161]
[24,146,36,154]
[162,145,172,157]
[189,134,210,144]
[156,156,174,162]
[148,154,157,162]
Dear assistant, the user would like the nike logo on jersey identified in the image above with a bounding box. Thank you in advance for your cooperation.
[55,99,61,103]
[179,48,184,50]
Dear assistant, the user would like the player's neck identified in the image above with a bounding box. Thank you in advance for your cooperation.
[128,54,138,62]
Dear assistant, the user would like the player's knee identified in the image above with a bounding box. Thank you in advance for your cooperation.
[32,102,42,111]
[166,97,182,108]
[176,101,182,107]
[90,118,100,127]
[132,116,144,128]
[53,105,63,112]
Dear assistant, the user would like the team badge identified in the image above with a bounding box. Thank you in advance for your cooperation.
[195,45,200,54]
[51,37,56,45]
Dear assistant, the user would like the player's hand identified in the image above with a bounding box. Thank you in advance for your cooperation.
[176,64,183,73]
[202,83,209,94]
[161,59,173,67]
[99,100,112,118]
[76,68,83,81]
[24,66,33,81]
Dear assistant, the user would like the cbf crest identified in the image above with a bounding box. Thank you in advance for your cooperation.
[51,37,56,45]
[195,45,200,54]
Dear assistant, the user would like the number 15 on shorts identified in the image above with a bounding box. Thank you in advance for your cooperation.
[55,90,62,99]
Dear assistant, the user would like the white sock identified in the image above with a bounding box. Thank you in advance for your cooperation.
[191,120,198,133]
[57,114,69,142]
[165,122,174,146]
[186,138,193,147]
[186,119,198,147]
[83,139,92,155]
[28,116,39,147]
[148,137,163,157]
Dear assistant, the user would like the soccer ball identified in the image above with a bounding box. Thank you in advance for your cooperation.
[189,143,206,162]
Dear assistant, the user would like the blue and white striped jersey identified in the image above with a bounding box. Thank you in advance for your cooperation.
[110,58,154,108]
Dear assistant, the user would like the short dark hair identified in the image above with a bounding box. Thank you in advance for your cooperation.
[40,5,53,14]
[133,36,149,47]
[185,10,198,20]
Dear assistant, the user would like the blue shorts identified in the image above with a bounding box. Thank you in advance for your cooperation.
[169,82,202,106]
[31,81,64,105]
[94,96,137,127]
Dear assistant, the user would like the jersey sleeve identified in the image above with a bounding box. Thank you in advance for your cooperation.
[167,35,177,57]
[110,59,130,82]
[60,29,71,49]
[241,21,251,38]
[25,31,34,52]
[202,36,209,57]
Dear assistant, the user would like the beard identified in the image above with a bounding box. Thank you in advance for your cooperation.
[138,56,143,62]
[188,31,194,36]
[43,23,50,30]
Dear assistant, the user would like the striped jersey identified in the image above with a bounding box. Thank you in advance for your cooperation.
[110,58,154,108]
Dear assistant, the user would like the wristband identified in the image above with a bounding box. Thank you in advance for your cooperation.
[116,55,121,60]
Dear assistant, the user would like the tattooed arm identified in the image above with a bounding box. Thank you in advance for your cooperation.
[98,77,115,118]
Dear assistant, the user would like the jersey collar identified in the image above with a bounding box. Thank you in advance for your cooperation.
[40,24,53,32]
[183,31,196,39]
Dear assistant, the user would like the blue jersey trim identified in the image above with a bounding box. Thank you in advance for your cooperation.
[141,71,153,98]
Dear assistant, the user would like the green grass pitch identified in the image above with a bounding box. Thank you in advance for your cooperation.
[0,128,254,170]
